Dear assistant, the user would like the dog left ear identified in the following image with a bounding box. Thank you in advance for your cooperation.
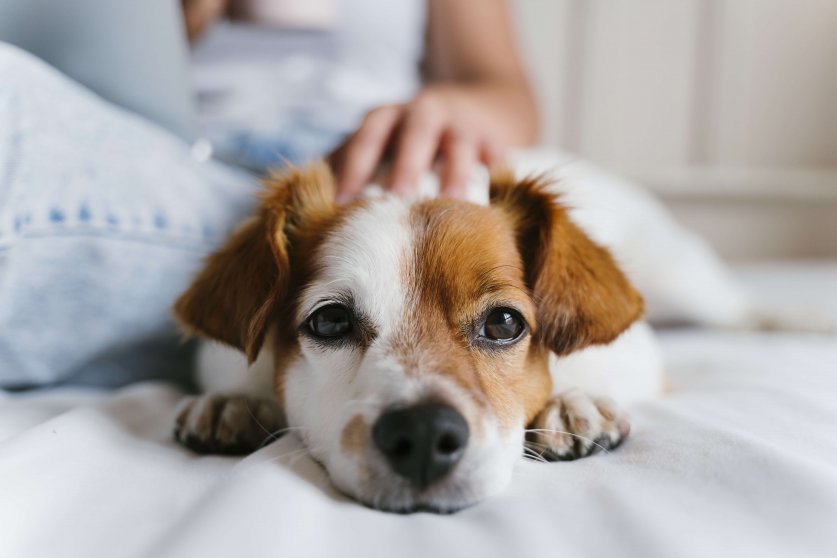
[490,171,644,356]
[174,162,336,363]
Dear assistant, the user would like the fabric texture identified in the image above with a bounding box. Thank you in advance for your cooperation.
[0,43,260,387]
[1,262,835,558]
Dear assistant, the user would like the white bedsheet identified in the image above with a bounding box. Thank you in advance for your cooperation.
[2,262,836,558]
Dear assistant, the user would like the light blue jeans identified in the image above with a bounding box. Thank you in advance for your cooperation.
[0,44,341,388]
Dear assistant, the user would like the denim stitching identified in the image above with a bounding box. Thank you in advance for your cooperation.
[0,227,217,253]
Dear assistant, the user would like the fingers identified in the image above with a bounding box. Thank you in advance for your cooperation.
[439,129,478,199]
[335,105,401,203]
[335,90,499,203]
[479,139,506,169]
[388,94,446,196]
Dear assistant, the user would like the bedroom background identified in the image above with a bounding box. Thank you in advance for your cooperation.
[512,0,837,261]
[2,3,837,557]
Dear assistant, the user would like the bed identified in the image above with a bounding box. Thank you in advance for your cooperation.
[1,261,836,558]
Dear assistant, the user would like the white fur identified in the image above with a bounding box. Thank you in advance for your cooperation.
[550,321,664,405]
[295,196,409,333]
[197,337,273,394]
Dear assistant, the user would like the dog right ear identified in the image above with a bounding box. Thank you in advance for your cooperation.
[490,171,644,356]
[173,162,337,363]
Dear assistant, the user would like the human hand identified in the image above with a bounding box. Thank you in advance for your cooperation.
[330,86,508,203]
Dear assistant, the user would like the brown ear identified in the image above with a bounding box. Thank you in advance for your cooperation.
[173,162,336,362]
[490,171,643,355]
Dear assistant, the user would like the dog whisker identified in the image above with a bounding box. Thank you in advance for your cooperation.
[521,440,556,450]
[234,448,310,473]
[244,400,274,438]
[525,428,612,455]
[521,446,550,464]
[258,425,310,448]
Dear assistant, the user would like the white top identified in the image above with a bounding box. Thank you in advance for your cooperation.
[190,0,426,169]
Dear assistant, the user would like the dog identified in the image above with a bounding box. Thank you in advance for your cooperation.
[171,160,666,513]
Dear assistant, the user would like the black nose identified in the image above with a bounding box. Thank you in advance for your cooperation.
[372,403,469,490]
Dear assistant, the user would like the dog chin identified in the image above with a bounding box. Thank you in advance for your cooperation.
[338,478,487,515]
[325,453,517,515]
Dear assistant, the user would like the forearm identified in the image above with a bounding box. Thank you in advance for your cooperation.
[424,0,539,147]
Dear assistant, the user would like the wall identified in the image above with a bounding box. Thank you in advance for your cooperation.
[511,0,837,260]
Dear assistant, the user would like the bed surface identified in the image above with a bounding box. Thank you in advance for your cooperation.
[2,262,837,558]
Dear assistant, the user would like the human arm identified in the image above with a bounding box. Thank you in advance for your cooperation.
[332,0,538,201]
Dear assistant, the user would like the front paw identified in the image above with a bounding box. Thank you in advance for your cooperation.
[526,389,630,461]
[174,394,284,455]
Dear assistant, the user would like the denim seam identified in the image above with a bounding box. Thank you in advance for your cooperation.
[0,226,218,253]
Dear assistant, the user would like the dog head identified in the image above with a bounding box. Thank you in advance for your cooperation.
[175,162,642,512]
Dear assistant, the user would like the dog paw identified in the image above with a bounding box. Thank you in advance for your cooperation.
[525,390,630,461]
[174,394,284,455]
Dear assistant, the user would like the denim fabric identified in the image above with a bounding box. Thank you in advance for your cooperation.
[0,44,270,388]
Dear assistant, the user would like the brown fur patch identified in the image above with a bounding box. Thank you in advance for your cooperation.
[398,200,552,429]
[173,213,282,362]
[489,171,644,355]
[269,334,301,414]
[173,162,360,410]
[341,414,368,457]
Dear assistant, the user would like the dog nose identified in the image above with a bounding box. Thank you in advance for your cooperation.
[372,403,469,490]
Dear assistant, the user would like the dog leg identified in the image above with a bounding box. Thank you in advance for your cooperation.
[525,389,630,461]
[174,394,284,455]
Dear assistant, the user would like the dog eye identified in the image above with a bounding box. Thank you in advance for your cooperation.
[481,309,525,342]
[309,305,353,338]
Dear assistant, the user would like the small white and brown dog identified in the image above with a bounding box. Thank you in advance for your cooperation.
[171,159,665,513]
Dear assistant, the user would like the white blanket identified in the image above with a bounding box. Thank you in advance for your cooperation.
[2,262,836,558]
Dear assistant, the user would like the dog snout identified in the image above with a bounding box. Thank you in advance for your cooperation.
[372,403,469,490]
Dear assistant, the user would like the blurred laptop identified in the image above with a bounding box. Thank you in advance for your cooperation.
[0,0,197,142]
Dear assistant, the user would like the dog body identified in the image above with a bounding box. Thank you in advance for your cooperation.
[174,161,663,512]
